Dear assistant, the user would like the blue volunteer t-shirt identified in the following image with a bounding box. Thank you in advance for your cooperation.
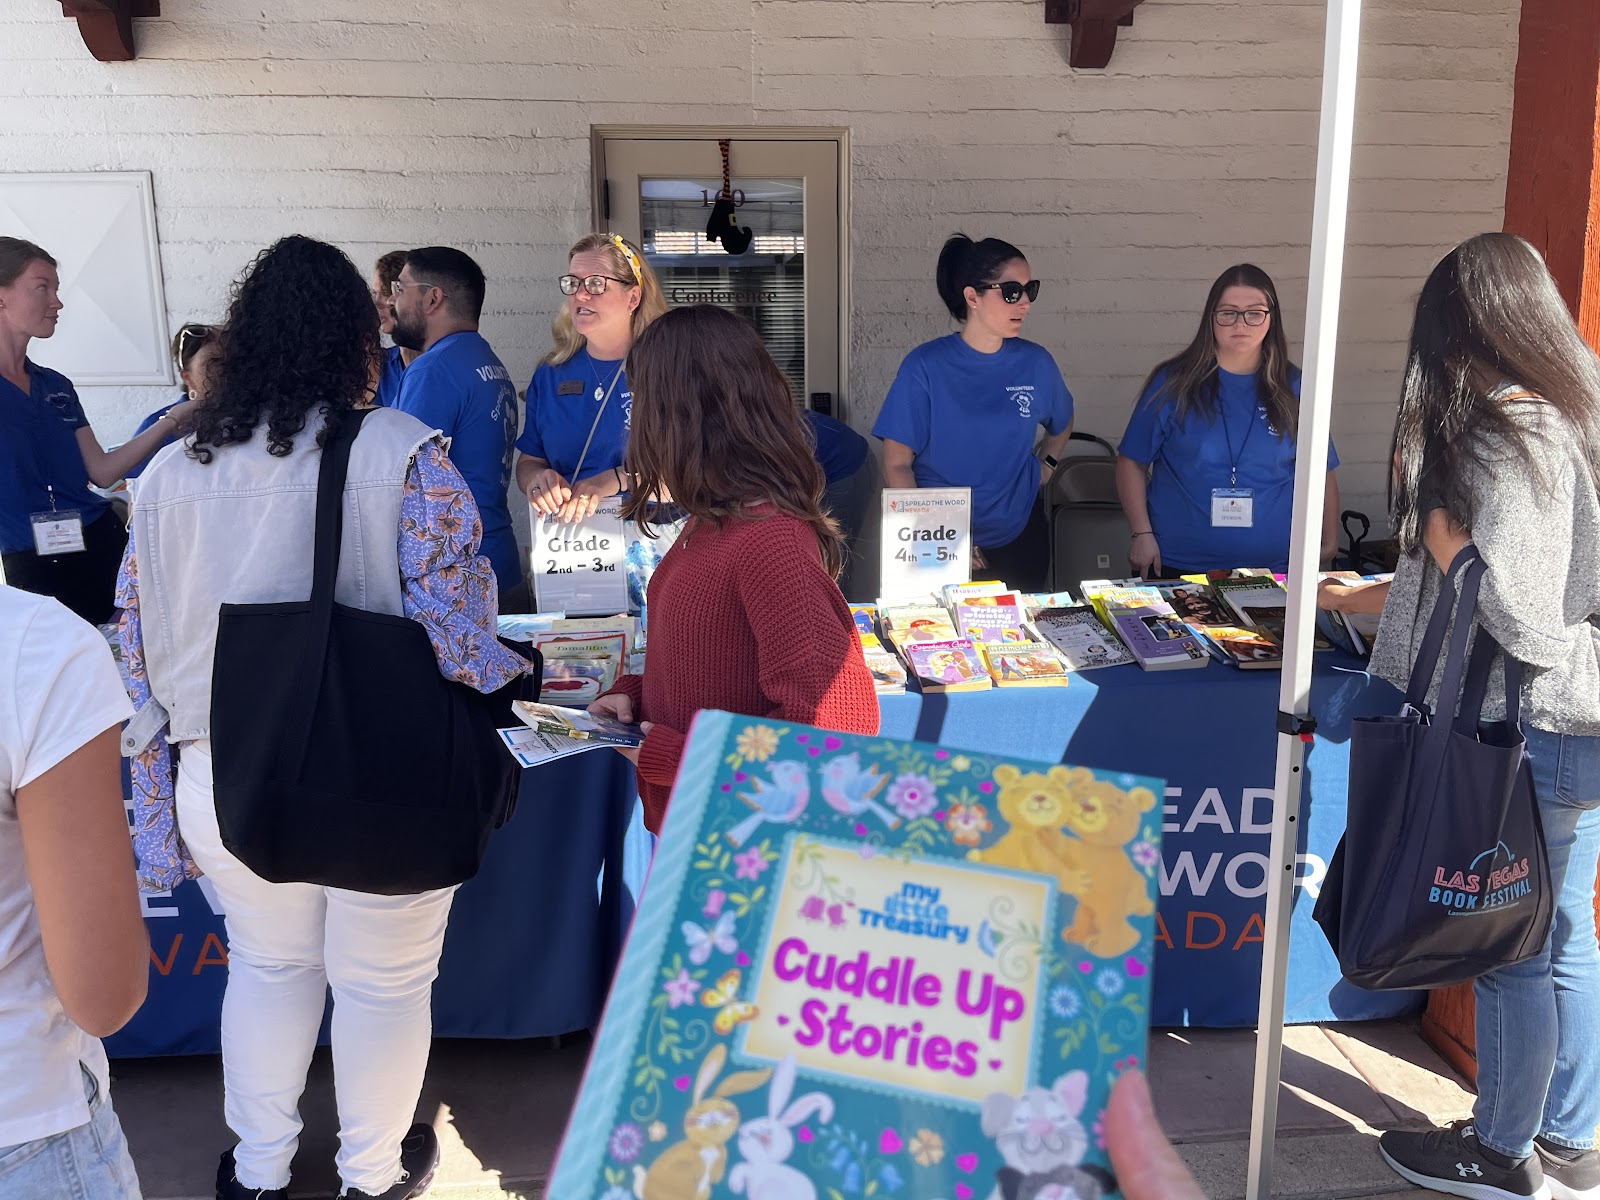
[396,331,521,588]
[123,396,183,481]
[872,334,1074,547]
[0,362,109,554]
[804,410,869,486]
[1119,366,1338,574]
[516,348,631,483]
[374,344,407,410]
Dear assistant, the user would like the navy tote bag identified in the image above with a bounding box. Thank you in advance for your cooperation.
[1313,545,1551,990]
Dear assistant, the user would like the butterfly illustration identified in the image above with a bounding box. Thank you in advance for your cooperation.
[682,911,738,965]
[700,968,760,1035]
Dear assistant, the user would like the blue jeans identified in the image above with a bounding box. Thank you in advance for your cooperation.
[0,1064,142,1199]
[1474,725,1600,1160]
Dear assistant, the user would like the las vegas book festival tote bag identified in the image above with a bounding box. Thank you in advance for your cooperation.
[1314,545,1552,989]
[209,409,536,895]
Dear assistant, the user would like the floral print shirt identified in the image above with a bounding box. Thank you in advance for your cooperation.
[116,438,530,892]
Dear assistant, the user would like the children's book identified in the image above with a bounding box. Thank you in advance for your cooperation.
[954,595,1028,644]
[544,712,1164,1200]
[1030,607,1136,671]
[553,615,640,652]
[1107,603,1210,671]
[531,631,628,707]
[903,638,992,692]
[496,612,566,641]
[978,640,1070,688]
[513,700,644,746]
[849,605,880,639]
[1164,584,1283,670]
[1020,591,1081,619]
[881,606,962,647]
[940,580,1010,610]
[858,633,909,696]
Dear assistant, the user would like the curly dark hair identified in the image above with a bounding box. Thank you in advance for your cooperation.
[189,235,379,463]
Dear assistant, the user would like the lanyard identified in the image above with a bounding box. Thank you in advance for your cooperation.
[569,359,626,485]
[1217,391,1259,488]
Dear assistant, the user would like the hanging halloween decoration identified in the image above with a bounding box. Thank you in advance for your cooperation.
[705,140,754,255]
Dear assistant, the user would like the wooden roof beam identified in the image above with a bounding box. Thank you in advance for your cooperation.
[1045,0,1146,70]
[60,0,159,63]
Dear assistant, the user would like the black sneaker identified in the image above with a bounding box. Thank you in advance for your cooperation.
[338,1123,441,1200]
[216,1148,289,1200]
[1534,1138,1600,1200]
[1380,1121,1551,1199]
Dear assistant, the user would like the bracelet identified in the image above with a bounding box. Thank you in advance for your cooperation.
[1131,530,1154,539]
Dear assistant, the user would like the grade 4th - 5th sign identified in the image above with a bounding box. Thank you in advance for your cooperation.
[879,486,972,602]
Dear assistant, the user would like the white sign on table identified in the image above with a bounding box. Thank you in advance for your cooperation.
[530,500,629,616]
[879,486,972,601]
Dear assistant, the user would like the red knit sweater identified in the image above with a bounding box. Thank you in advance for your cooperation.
[602,508,879,833]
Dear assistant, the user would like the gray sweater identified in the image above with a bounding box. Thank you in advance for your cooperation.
[1369,396,1600,736]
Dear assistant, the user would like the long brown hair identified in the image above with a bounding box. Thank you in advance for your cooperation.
[1138,264,1299,440]
[623,305,844,576]
[1389,232,1600,553]
[544,232,669,366]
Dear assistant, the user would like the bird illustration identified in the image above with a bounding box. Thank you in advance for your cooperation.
[819,752,900,830]
[725,760,810,847]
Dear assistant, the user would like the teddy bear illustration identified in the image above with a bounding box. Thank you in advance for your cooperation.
[966,765,1085,893]
[633,1044,772,1200]
[1054,773,1157,958]
[980,1070,1115,1200]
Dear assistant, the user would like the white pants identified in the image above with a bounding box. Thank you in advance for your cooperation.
[175,743,456,1195]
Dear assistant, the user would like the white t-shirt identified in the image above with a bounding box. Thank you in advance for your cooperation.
[0,586,133,1146]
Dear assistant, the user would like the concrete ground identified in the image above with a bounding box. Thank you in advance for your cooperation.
[114,1020,1474,1200]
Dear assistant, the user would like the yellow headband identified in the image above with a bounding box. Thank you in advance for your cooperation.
[610,234,645,285]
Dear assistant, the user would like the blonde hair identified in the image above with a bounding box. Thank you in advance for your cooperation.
[543,233,668,366]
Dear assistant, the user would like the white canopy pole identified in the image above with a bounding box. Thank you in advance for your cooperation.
[1245,0,1363,1196]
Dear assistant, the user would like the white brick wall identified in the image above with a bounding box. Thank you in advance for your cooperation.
[1,0,1519,529]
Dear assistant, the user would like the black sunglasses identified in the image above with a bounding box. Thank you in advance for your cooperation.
[975,280,1041,304]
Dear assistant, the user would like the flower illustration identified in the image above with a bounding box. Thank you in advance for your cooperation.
[600,1188,631,1200]
[735,725,780,762]
[647,1121,667,1142]
[951,755,971,772]
[826,903,847,928]
[1048,984,1082,1019]
[944,802,992,846]
[1092,1111,1107,1151]
[1095,968,1125,998]
[663,968,699,1008]
[733,846,769,881]
[1130,838,1160,869]
[878,1162,905,1192]
[909,1128,945,1166]
[887,773,937,820]
[702,889,726,918]
[608,1122,644,1162]
[799,895,826,922]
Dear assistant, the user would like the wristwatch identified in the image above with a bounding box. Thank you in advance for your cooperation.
[1042,453,1059,469]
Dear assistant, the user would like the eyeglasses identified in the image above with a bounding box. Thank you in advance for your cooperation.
[1214,308,1272,327]
[974,280,1041,305]
[560,274,634,297]
[390,279,441,298]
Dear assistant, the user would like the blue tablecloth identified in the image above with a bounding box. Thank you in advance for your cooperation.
[106,655,1419,1058]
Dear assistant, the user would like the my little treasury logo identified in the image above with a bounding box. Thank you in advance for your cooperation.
[1427,841,1534,913]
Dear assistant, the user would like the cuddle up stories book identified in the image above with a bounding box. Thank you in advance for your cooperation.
[546,713,1164,1200]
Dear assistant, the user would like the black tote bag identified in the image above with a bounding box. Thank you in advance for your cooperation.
[1313,545,1551,990]
[209,410,536,895]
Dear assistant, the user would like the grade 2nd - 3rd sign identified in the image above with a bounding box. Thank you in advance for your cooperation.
[530,500,629,616]
[879,486,972,601]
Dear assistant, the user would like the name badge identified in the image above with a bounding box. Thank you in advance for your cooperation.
[1211,488,1254,529]
[31,510,86,555]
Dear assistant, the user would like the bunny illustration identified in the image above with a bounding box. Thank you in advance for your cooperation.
[728,1055,835,1200]
[633,1044,772,1200]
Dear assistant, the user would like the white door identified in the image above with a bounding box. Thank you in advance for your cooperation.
[597,133,843,418]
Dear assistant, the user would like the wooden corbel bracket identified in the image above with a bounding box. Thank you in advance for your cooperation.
[60,0,159,63]
[1044,0,1146,69]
